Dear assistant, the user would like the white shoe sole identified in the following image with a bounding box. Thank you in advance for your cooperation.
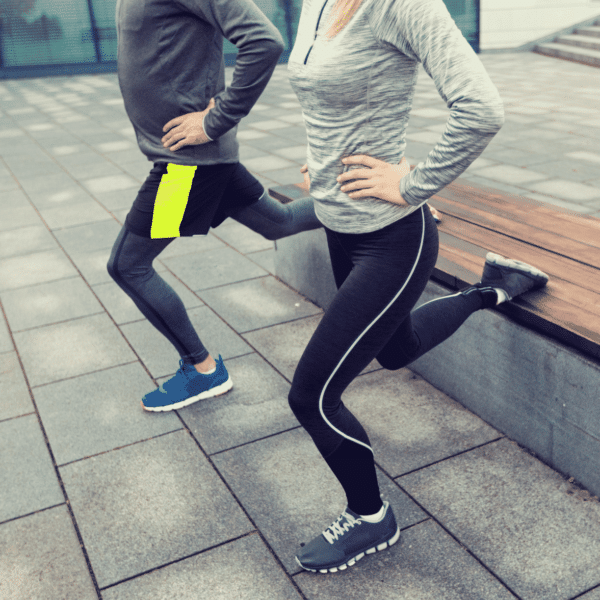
[485,252,549,283]
[142,376,233,412]
[296,526,401,574]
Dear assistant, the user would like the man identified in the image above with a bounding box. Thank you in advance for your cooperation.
[108,0,321,411]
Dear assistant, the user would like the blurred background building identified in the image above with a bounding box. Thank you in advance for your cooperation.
[0,0,599,79]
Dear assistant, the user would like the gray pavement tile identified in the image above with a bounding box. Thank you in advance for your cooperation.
[527,178,600,203]
[39,200,112,230]
[213,428,426,574]
[118,160,153,183]
[34,362,182,465]
[160,246,268,291]
[294,519,515,600]
[243,134,298,152]
[0,225,58,259]
[0,249,79,293]
[120,305,252,379]
[0,203,45,233]
[102,534,301,600]
[28,187,96,211]
[81,173,139,195]
[579,588,600,600]
[343,368,501,477]
[156,232,226,259]
[56,150,105,168]
[0,176,19,193]
[243,314,381,382]
[17,172,76,195]
[75,161,134,181]
[0,312,13,354]
[211,219,275,254]
[0,414,63,522]
[178,352,297,454]
[90,187,139,212]
[1,276,104,332]
[520,194,596,215]
[60,430,254,588]
[398,438,600,600]
[259,166,313,186]
[93,270,202,325]
[0,352,34,421]
[198,276,322,334]
[0,506,97,600]
[246,247,276,275]
[14,313,137,388]
[470,164,549,186]
[53,219,123,254]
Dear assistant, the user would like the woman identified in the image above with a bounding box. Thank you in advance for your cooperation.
[285,0,549,573]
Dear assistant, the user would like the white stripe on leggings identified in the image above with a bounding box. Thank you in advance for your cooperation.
[318,207,427,454]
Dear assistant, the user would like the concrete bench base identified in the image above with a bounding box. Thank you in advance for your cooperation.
[274,229,600,498]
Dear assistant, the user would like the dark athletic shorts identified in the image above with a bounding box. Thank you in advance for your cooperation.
[124,161,264,239]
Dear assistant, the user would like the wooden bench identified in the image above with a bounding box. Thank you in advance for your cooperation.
[269,165,600,361]
[268,167,600,497]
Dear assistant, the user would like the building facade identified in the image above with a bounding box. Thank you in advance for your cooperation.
[0,0,599,79]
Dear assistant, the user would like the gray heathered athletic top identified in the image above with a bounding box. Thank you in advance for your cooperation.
[288,0,506,233]
[116,0,284,166]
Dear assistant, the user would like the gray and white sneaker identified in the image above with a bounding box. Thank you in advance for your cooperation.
[481,252,549,301]
[295,501,400,574]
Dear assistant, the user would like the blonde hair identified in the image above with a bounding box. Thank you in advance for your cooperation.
[323,0,365,40]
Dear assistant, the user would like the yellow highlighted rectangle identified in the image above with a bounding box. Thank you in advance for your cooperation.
[150,163,197,238]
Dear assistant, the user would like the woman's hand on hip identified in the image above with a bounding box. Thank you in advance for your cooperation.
[337,155,410,207]
[161,98,215,151]
[300,163,310,187]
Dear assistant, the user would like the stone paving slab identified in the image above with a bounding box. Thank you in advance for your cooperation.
[0,414,63,522]
[246,247,276,275]
[178,352,297,454]
[580,588,600,600]
[243,314,381,381]
[119,304,252,379]
[0,506,97,600]
[198,276,322,334]
[213,427,427,574]
[398,437,600,600]
[102,534,302,600]
[0,312,13,354]
[0,224,59,259]
[0,248,79,292]
[343,368,502,477]
[161,246,268,291]
[52,219,123,255]
[14,313,138,388]
[34,362,182,466]
[0,352,34,421]
[1,276,104,331]
[60,430,254,588]
[294,520,516,600]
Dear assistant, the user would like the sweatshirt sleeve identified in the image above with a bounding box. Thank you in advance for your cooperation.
[176,0,285,140]
[368,0,505,207]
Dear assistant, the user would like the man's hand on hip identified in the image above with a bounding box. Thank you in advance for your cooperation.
[162,98,215,151]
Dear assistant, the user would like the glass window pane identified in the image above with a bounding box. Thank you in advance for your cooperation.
[90,0,117,61]
[0,0,97,67]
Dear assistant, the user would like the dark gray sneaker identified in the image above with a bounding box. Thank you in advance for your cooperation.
[481,252,549,301]
[295,501,400,573]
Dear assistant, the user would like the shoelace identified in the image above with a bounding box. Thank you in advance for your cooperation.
[322,511,361,544]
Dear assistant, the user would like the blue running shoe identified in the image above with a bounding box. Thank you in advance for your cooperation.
[296,501,400,573]
[142,355,232,412]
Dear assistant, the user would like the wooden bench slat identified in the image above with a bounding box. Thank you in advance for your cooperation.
[437,214,600,295]
[406,165,600,251]
[430,195,600,267]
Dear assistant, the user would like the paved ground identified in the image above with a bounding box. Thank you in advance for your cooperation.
[1,51,600,599]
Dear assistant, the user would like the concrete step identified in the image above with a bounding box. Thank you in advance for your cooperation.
[556,34,600,52]
[575,25,600,39]
[534,42,600,68]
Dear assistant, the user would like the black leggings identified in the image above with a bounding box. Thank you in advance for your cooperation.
[288,206,489,516]
[106,190,321,365]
